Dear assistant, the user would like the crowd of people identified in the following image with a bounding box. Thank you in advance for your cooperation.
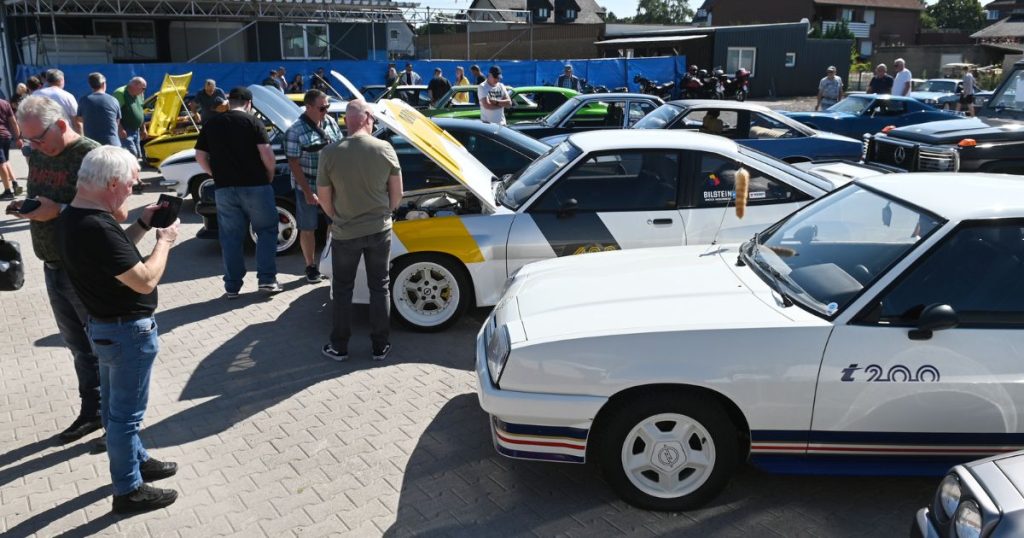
[817,58,980,115]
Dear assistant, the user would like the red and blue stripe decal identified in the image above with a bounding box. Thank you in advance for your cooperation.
[491,418,589,464]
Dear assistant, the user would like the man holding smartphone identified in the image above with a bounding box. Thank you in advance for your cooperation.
[58,145,180,514]
[284,89,343,283]
[14,95,104,446]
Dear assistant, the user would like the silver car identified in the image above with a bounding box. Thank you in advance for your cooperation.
[915,450,1024,537]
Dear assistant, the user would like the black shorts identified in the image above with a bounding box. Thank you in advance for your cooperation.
[0,138,10,164]
[960,94,974,105]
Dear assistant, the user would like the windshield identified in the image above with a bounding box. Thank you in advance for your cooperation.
[919,80,957,93]
[632,103,682,129]
[827,97,872,115]
[987,67,1024,112]
[743,185,942,317]
[543,96,583,126]
[501,141,582,209]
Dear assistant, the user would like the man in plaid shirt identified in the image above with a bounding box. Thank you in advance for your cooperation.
[284,89,344,282]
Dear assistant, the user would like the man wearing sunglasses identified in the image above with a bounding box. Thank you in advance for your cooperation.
[12,95,104,446]
[284,89,343,283]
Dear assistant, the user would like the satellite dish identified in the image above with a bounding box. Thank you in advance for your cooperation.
[801,17,811,34]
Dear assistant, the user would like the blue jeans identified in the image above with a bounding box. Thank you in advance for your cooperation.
[214,185,278,293]
[330,230,391,351]
[120,129,141,158]
[294,188,319,231]
[44,264,101,419]
[88,317,158,496]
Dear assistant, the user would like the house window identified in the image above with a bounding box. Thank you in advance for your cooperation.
[389,29,399,41]
[840,8,854,21]
[281,23,328,60]
[726,47,756,76]
[93,20,157,60]
[784,52,796,68]
[537,8,550,18]
[987,10,1000,20]
[564,9,577,19]
[860,40,873,57]
[864,9,875,25]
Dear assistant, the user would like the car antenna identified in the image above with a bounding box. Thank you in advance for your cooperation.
[704,167,750,256]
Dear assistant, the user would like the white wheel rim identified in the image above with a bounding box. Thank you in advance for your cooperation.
[620,412,717,499]
[394,261,459,327]
[250,206,298,253]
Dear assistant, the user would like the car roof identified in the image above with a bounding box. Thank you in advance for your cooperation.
[859,173,1024,221]
[432,118,550,154]
[666,99,772,113]
[925,78,960,83]
[846,94,917,102]
[571,93,661,100]
[566,129,739,154]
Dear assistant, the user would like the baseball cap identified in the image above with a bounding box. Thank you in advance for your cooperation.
[489,65,502,78]
[228,87,253,101]
[827,65,837,72]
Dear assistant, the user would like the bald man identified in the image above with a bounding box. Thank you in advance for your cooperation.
[316,100,403,362]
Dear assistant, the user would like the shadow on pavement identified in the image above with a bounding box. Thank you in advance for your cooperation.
[384,394,937,537]
[3,485,113,537]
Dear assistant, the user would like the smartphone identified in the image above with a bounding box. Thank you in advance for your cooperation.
[17,198,41,215]
[148,194,183,228]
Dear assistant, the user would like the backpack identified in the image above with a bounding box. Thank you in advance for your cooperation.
[0,233,25,291]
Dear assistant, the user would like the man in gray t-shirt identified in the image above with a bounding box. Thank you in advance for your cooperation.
[75,72,122,147]
[816,66,844,111]
[192,79,227,125]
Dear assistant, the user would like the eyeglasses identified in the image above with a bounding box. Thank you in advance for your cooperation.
[21,122,54,144]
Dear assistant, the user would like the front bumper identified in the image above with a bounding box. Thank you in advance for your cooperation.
[913,508,941,538]
[475,317,607,464]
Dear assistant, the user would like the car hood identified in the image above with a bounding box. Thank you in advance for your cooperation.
[885,116,1024,144]
[330,70,364,101]
[508,245,820,342]
[908,91,950,100]
[784,111,854,122]
[373,99,497,211]
[249,84,301,131]
[813,129,859,143]
[147,72,193,138]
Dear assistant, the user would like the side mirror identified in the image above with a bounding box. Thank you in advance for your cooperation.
[557,198,578,218]
[908,303,958,340]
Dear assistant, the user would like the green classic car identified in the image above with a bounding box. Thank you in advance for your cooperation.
[428,85,605,123]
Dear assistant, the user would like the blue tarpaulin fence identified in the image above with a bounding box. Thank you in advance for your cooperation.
[17,56,686,102]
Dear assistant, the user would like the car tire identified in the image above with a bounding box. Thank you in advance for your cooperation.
[390,254,471,332]
[187,174,210,201]
[249,198,299,256]
[598,392,738,511]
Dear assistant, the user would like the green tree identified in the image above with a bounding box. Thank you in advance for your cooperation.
[926,0,985,33]
[919,10,938,30]
[632,0,694,24]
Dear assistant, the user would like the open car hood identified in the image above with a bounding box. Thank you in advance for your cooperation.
[330,70,364,101]
[249,84,301,131]
[373,99,497,211]
[147,72,193,137]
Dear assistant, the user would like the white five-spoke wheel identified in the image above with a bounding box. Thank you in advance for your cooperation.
[599,393,738,511]
[391,254,471,332]
[250,200,298,255]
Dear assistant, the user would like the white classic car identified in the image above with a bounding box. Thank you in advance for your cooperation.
[320,99,884,331]
[477,173,1024,511]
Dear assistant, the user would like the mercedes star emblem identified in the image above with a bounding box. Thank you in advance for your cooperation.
[894,146,907,164]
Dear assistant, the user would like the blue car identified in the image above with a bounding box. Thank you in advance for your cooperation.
[632,100,862,162]
[784,94,958,139]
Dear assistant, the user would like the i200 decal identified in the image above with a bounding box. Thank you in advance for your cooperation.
[840,363,940,383]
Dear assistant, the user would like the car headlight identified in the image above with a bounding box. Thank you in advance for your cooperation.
[938,474,962,519]
[486,324,511,386]
[955,500,982,538]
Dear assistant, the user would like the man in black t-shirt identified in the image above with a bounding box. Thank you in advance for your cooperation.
[194,86,280,297]
[867,63,894,95]
[58,145,180,514]
[427,67,451,107]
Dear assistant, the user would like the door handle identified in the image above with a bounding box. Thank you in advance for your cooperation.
[648,218,673,225]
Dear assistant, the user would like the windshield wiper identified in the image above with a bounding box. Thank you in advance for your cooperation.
[752,248,794,308]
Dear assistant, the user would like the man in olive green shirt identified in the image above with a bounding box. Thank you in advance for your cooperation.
[317,99,403,362]
[112,77,147,158]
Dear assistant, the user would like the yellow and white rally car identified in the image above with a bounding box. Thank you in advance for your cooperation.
[321,99,882,331]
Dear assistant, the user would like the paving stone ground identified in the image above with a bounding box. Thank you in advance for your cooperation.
[0,135,936,538]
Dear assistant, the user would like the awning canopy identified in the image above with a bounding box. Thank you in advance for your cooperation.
[594,35,707,46]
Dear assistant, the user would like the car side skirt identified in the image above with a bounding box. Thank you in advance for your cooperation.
[491,417,588,464]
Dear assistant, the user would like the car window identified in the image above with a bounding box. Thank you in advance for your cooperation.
[876,222,1024,327]
[632,104,681,129]
[533,91,569,112]
[445,89,479,108]
[531,151,679,212]
[449,132,531,176]
[627,101,658,126]
[503,141,582,209]
[678,109,741,138]
[871,99,907,116]
[568,101,623,128]
[694,152,811,208]
[511,93,537,109]
[748,112,802,139]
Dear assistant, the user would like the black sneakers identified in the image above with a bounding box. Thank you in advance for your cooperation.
[140,458,178,482]
[321,344,348,362]
[0,189,13,201]
[372,343,392,362]
[112,483,178,514]
[305,265,327,283]
[58,416,103,443]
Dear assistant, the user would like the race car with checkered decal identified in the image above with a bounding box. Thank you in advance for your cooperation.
[319,99,888,331]
[476,172,1024,512]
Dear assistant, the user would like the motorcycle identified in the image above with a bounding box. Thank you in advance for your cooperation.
[717,68,750,101]
[681,70,723,99]
[633,74,675,100]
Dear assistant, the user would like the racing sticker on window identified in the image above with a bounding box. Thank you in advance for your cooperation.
[840,363,940,383]
[531,213,621,258]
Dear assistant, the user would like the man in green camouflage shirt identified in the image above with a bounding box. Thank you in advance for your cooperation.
[14,95,104,445]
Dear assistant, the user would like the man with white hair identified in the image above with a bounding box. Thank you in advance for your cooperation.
[113,76,147,157]
[317,99,403,362]
[34,69,79,132]
[13,95,103,445]
[58,145,180,514]
[893,58,913,97]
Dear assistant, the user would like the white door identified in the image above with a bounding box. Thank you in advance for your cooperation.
[680,151,813,245]
[506,149,686,277]
[812,220,1024,459]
